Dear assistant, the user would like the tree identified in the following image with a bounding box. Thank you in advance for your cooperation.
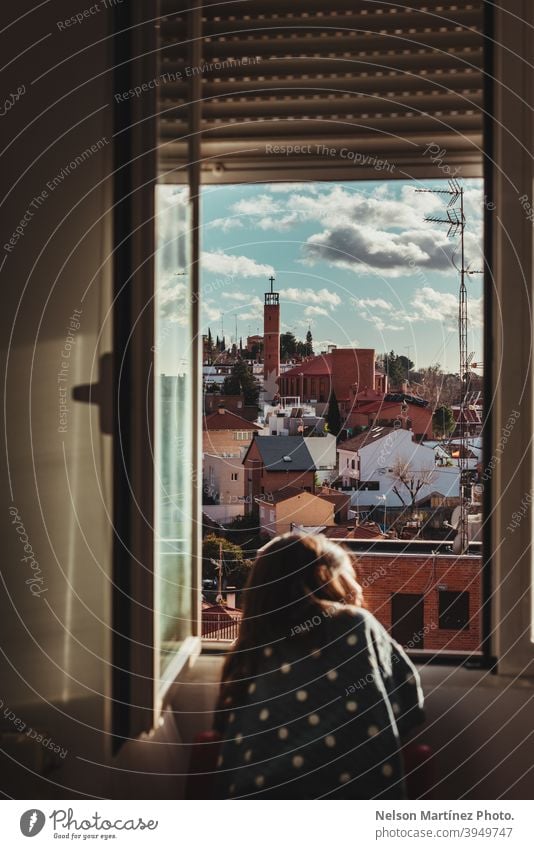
[409,364,462,408]
[305,328,313,357]
[325,389,342,437]
[223,360,259,405]
[202,534,252,586]
[383,350,414,389]
[207,328,213,361]
[389,458,437,507]
[280,331,297,360]
[433,405,455,438]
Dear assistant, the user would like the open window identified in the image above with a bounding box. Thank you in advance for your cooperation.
[112,0,534,739]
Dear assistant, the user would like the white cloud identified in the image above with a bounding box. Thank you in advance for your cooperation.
[304,305,329,317]
[353,297,394,312]
[201,251,274,278]
[282,287,341,309]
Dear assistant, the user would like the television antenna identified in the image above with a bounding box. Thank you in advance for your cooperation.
[415,179,483,553]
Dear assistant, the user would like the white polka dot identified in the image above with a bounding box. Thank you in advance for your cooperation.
[228,712,235,723]
[255,775,264,787]
[263,647,273,657]
[347,634,358,646]
[235,733,243,745]
[247,682,256,695]
[339,772,351,783]
[326,669,338,681]
[392,702,400,715]
[382,763,394,777]
[244,749,253,762]
[259,708,269,721]
[311,648,322,659]
[229,783,235,795]
[224,696,232,705]
[296,690,308,702]
[217,755,224,767]
[325,735,336,748]
[368,725,379,737]
[308,713,320,726]
[346,700,358,712]
[292,755,304,768]
[280,662,291,674]
[405,673,416,685]
[278,727,289,740]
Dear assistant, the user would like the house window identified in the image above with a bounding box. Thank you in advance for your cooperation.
[231,473,238,481]
[439,591,470,631]
[358,481,379,491]
[234,430,251,440]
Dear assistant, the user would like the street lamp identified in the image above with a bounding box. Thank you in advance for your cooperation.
[378,494,387,531]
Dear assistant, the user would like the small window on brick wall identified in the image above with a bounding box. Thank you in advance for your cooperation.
[439,590,470,630]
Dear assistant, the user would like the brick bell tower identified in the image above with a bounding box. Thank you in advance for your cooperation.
[263,274,280,400]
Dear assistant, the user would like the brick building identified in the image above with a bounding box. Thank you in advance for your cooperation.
[203,405,261,456]
[277,347,376,416]
[242,435,316,512]
[355,551,482,653]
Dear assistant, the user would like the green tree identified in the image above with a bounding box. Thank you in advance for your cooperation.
[202,534,252,586]
[383,350,414,388]
[325,389,342,437]
[280,331,297,360]
[223,360,259,405]
[432,405,455,438]
[306,328,313,356]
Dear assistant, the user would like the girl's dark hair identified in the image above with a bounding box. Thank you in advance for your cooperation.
[218,533,361,708]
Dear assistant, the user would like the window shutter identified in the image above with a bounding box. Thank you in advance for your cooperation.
[158,1,484,182]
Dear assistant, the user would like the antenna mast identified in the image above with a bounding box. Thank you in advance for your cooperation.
[416,179,482,553]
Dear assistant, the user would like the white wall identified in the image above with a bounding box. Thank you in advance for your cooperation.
[339,429,460,507]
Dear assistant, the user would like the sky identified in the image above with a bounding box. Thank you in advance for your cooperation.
[156,179,484,376]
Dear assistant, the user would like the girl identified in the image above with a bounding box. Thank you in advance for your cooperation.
[214,533,425,799]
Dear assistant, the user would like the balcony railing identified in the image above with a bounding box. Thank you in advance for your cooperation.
[202,613,241,642]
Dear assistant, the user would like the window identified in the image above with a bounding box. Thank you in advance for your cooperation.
[231,473,239,481]
[155,187,195,682]
[358,481,380,491]
[234,430,251,440]
[439,591,470,631]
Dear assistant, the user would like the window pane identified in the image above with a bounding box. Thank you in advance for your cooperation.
[155,185,194,677]
[201,179,485,656]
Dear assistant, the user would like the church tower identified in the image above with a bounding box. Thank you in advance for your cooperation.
[263,275,280,400]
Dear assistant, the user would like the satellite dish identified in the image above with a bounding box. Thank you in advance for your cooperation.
[450,506,461,530]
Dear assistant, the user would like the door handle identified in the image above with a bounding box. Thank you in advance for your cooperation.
[71,352,113,435]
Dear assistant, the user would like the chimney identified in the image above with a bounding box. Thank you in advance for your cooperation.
[401,380,408,393]
[217,402,225,414]
[226,587,236,608]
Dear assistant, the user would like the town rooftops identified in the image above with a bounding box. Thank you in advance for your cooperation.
[338,425,399,453]
[256,486,315,505]
[203,407,262,432]
[244,435,316,472]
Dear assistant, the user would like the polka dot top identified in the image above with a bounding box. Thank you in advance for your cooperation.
[213,607,424,799]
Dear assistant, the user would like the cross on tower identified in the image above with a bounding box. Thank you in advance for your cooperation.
[269,275,275,293]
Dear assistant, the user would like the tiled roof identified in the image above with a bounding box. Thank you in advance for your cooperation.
[257,486,317,505]
[337,426,398,453]
[203,408,262,432]
[247,435,316,472]
[280,354,333,379]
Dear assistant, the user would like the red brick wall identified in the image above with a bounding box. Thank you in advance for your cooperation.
[355,553,482,652]
[264,303,280,380]
[331,348,375,398]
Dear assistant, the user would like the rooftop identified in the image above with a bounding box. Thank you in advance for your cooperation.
[245,435,316,472]
[203,407,262,432]
[338,425,398,453]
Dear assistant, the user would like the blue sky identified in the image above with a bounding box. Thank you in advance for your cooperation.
[157,179,484,375]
